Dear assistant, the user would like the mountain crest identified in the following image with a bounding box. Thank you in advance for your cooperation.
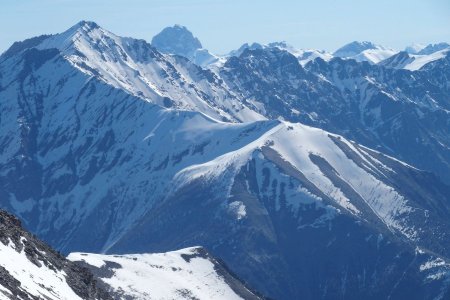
[74,20,100,31]
[417,42,450,55]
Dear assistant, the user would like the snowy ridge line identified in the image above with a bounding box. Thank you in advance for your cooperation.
[33,21,264,123]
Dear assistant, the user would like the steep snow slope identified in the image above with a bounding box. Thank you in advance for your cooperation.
[381,49,450,70]
[404,49,450,70]
[33,21,262,123]
[69,247,261,300]
[0,210,110,300]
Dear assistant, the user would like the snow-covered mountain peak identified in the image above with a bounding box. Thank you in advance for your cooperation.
[32,19,140,72]
[2,20,450,300]
[73,20,101,31]
[334,41,378,56]
[6,21,261,123]
[333,41,397,63]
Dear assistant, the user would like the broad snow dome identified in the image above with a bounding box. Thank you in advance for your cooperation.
[333,40,397,64]
[333,41,378,57]
[151,24,203,57]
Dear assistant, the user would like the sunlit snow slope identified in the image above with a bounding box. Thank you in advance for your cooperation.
[34,21,262,122]
[69,247,260,300]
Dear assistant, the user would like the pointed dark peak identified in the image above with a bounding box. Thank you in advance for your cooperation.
[378,51,412,68]
[75,20,100,31]
[151,24,202,57]
[304,55,328,70]
[63,20,102,38]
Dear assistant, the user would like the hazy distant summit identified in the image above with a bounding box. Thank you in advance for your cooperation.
[151,24,218,66]
[151,24,202,57]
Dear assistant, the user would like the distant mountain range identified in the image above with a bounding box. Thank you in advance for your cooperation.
[1,21,450,299]
[149,25,449,67]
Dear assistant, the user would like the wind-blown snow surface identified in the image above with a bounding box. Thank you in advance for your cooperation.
[68,247,260,300]
[2,21,450,299]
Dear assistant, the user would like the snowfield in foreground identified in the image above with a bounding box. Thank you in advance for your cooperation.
[68,247,260,300]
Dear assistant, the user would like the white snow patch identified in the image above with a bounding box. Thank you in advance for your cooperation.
[228,201,247,220]
[68,247,246,300]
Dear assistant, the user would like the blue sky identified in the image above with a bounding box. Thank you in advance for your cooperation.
[1,0,449,54]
